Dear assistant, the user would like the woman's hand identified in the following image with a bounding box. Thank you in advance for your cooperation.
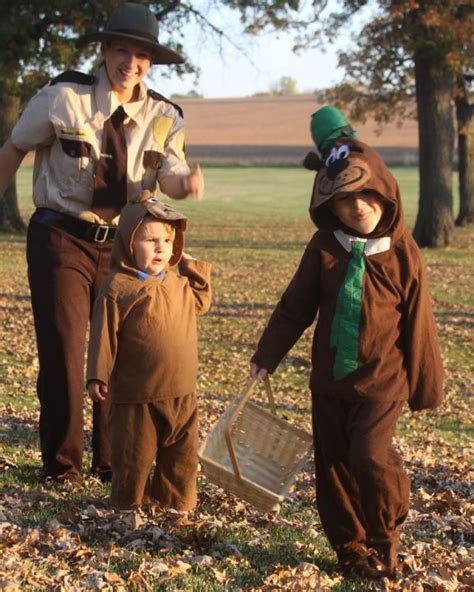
[159,163,204,200]
[184,164,204,199]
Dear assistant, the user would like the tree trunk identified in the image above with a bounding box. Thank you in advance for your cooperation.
[454,77,474,226]
[412,49,454,247]
[0,92,25,232]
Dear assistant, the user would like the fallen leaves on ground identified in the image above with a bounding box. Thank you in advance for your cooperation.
[1,225,473,590]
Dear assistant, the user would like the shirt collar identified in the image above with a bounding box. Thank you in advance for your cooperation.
[94,66,148,127]
[333,230,391,256]
[137,269,166,282]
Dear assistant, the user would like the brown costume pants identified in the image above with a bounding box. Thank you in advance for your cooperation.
[27,220,112,479]
[108,394,198,511]
[312,395,410,560]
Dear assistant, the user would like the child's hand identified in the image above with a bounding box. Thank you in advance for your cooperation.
[184,164,204,199]
[87,380,108,402]
[250,363,268,380]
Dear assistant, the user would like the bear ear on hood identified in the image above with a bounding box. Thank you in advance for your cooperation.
[131,190,155,204]
[303,151,323,171]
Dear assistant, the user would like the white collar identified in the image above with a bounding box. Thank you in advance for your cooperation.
[333,229,391,256]
[95,66,147,126]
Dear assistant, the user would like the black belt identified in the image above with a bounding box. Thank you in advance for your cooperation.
[32,208,117,243]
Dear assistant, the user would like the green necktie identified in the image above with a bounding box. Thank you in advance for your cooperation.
[330,240,366,380]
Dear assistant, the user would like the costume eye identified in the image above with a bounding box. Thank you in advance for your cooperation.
[325,144,350,168]
[325,147,337,167]
[337,145,350,160]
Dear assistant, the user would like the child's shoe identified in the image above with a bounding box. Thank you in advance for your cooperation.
[370,543,400,579]
[335,545,379,578]
[336,545,398,580]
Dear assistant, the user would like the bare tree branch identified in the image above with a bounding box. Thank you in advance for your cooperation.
[154,0,182,21]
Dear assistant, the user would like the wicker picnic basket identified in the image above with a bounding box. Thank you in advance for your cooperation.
[199,377,313,513]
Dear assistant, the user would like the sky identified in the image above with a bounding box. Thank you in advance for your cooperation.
[148,5,357,99]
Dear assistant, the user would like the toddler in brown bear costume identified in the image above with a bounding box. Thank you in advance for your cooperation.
[87,194,211,511]
[251,107,443,579]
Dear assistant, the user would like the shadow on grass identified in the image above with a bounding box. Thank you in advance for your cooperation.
[209,303,275,319]
[0,235,27,244]
[0,292,30,301]
[1,412,38,447]
[435,310,474,328]
[0,460,42,489]
[190,238,308,251]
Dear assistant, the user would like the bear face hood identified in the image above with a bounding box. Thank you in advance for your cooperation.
[111,193,187,274]
[309,137,405,241]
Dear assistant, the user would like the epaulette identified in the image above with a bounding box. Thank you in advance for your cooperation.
[148,89,184,118]
[50,71,95,86]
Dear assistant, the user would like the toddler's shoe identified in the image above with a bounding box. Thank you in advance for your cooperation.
[41,470,83,484]
[91,467,113,483]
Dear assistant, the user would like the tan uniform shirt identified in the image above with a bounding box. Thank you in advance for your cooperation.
[11,67,190,225]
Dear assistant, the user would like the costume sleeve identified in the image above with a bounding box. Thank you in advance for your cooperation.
[87,293,121,385]
[251,236,321,373]
[403,252,444,411]
[11,85,56,152]
[178,258,212,316]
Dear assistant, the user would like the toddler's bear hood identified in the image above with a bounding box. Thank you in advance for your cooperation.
[111,192,187,273]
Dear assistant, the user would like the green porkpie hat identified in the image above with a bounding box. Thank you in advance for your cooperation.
[310,106,357,156]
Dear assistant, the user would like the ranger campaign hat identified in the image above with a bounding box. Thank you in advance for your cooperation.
[76,2,185,65]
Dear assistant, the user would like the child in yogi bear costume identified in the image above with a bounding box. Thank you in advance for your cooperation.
[250,106,443,579]
[87,194,211,511]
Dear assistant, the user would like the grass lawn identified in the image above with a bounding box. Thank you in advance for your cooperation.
[0,165,472,591]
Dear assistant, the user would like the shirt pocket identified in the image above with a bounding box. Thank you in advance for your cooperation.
[58,139,94,191]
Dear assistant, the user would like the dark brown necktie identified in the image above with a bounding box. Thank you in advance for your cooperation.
[92,106,128,222]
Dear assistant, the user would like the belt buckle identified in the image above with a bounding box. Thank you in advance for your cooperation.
[93,225,110,243]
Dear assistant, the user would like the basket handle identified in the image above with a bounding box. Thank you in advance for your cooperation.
[224,375,276,480]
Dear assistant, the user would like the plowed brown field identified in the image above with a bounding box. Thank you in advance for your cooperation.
[179,94,418,147]
[178,95,418,165]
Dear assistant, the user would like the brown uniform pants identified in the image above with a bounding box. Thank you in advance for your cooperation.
[312,395,410,560]
[27,219,112,479]
[108,394,198,511]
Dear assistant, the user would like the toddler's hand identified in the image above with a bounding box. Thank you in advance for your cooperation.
[250,363,268,380]
[87,380,108,402]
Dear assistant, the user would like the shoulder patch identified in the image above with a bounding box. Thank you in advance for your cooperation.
[148,89,184,118]
[50,71,95,87]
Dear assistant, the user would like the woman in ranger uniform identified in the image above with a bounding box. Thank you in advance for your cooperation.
[0,2,203,483]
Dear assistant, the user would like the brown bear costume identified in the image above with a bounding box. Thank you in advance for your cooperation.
[251,137,443,577]
[87,196,212,510]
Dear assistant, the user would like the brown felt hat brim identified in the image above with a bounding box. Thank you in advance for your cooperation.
[76,32,185,65]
